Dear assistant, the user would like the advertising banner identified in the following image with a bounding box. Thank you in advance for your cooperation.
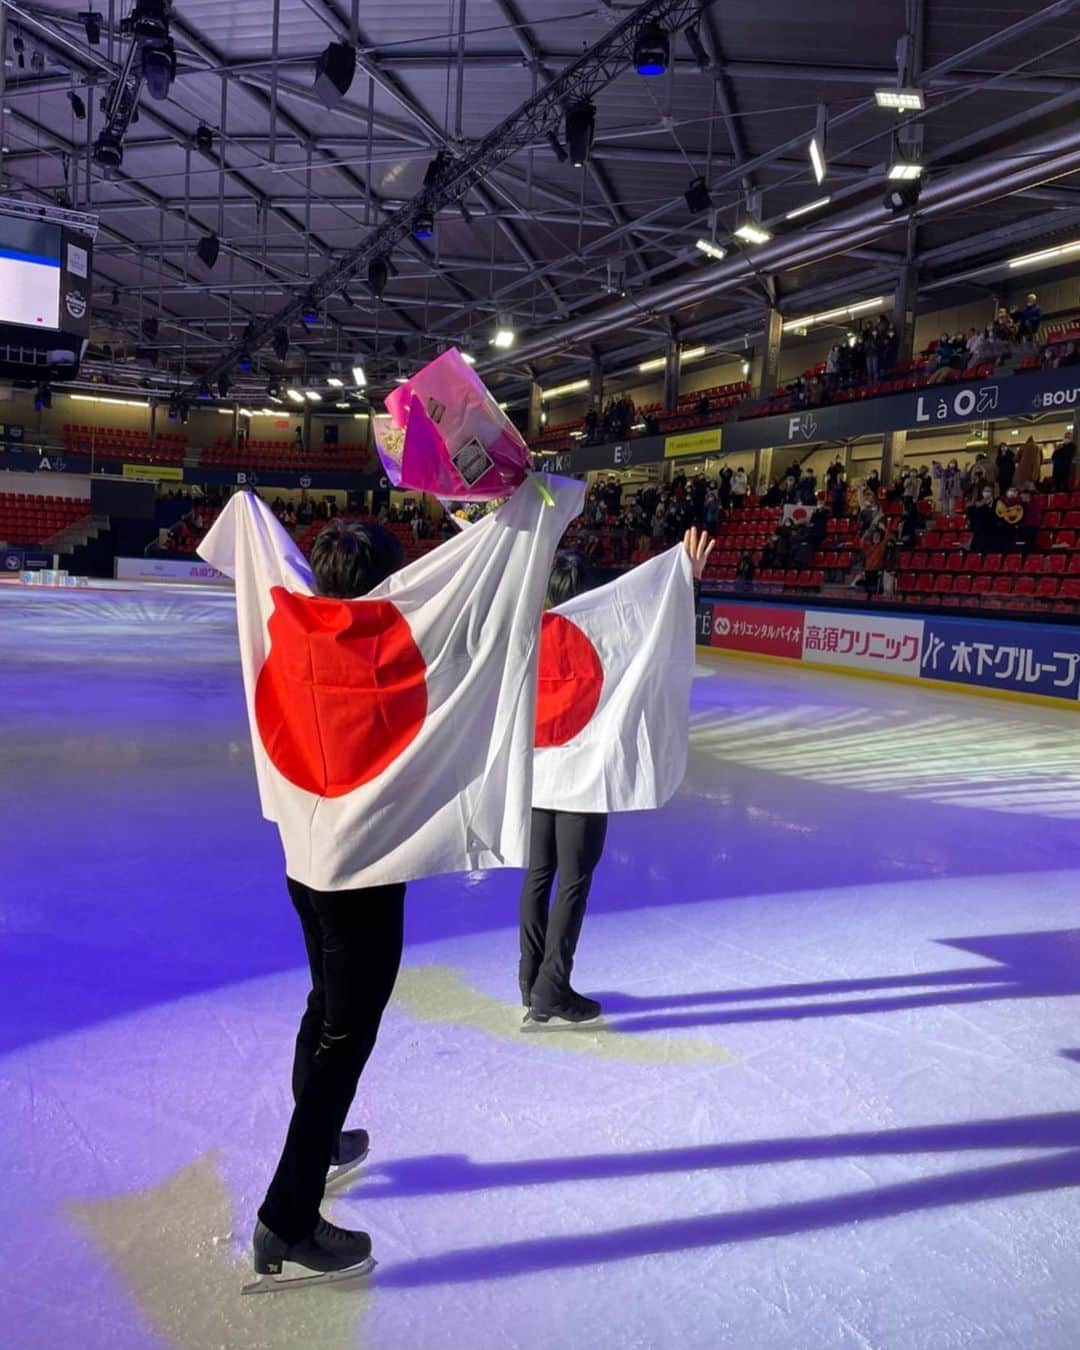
[802,609,925,676]
[114,557,231,585]
[921,616,1080,701]
[59,227,92,338]
[3,548,51,572]
[709,601,805,659]
[665,428,722,458]
[721,364,1080,453]
[122,462,184,481]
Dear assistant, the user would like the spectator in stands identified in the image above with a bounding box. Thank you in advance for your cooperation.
[857,489,883,541]
[878,316,898,374]
[735,551,755,591]
[1014,436,1042,491]
[828,475,847,519]
[294,427,305,452]
[584,407,598,443]
[1013,293,1041,339]
[731,467,748,510]
[901,468,921,507]
[932,459,962,517]
[995,487,1024,552]
[996,443,1016,493]
[797,468,817,505]
[763,479,783,508]
[1017,486,1042,553]
[993,306,1018,344]
[865,469,881,497]
[809,505,830,553]
[718,466,733,511]
[926,333,958,384]
[896,495,921,548]
[861,527,887,599]
[864,321,880,384]
[967,487,999,554]
[1051,438,1076,492]
[825,344,841,392]
[825,456,845,490]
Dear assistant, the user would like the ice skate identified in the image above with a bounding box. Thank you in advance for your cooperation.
[522,988,603,1031]
[242,1217,376,1295]
[325,1127,370,1189]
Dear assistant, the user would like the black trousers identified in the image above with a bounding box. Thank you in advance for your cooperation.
[258,876,405,1245]
[518,808,608,1004]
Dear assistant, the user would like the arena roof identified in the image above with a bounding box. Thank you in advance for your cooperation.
[3,0,1080,405]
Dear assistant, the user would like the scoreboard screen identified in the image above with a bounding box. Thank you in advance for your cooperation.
[0,217,62,330]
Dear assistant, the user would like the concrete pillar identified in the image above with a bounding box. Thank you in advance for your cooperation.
[893,256,917,367]
[230,404,239,450]
[881,430,907,487]
[527,379,542,438]
[758,308,784,397]
[149,400,158,442]
[663,338,680,412]
[753,446,774,494]
[589,351,603,415]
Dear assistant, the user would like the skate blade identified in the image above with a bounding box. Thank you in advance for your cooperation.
[520,1012,604,1033]
[241,1256,376,1296]
[325,1145,370,1190]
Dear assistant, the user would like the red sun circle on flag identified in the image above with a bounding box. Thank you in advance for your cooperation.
[255,587,428,797]
[535,611,604,748]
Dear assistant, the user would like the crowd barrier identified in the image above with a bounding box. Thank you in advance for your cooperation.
[696,598,1080,706]
[114,557,232,585]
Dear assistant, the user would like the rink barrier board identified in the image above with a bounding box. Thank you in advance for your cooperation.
[114,557,232,585]
[696,600,1080,709]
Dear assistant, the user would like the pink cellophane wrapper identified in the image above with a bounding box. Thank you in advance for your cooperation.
[373,348,531,501]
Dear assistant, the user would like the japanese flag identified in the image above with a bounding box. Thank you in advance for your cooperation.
[532,545,695,814]
[199,475,584,889]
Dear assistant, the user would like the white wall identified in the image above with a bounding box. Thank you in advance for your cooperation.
[0,471,92,498]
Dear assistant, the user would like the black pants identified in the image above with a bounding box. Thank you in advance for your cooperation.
[258,876,405,1245]
[519,809,608,1004]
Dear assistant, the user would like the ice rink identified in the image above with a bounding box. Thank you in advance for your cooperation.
[2,580,1079,1350]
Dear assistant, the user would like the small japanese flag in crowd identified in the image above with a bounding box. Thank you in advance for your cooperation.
[199,476,584,889]
[532,545,696,813]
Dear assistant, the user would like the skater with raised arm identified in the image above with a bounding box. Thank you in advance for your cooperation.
[200,466,582,1292]
[519,526,714,1028]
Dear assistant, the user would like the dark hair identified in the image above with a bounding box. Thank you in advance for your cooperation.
[546,550,594,608]
[310,519,403,598]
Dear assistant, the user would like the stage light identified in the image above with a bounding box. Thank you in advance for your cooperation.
[491,326,515,349]
[685,176,712,214]
[314,41,357,110]
[734,220,771,246]
[782,297,885,333]
[285,388,305,404]
[93,128,124,170]
[547,132,569,163]
[634,21,669,76]
[272,327,289,362]
[887,161,923,181]
[1008,240,1080,269]
[884,178,922,213]
[267,379,283,402]
[304,390,321,402]
[68,91,87,121]
[79,10,103,44]
[785,195,831,220]
[336,401,350,409]
[300,295,319,324]
[195,124,213,155]
[459,351,476,365]
[196,233,220,268]
[367,255,388,299]
[352,363,367,387]
[875,87,924,111]
[141,42,176,102]
[327,376,344,388]
[565,101,595,168]
[541,378,590,399]
[413,210,435,240]
[695,237,726,261]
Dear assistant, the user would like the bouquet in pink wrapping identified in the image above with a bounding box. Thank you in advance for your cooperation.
[373,348,531,501]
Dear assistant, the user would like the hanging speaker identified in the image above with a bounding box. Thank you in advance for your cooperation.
[314,42,357,110]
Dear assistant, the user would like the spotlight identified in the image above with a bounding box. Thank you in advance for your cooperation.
[684,24,710,72]
[93,127,124,169]
[684,176,711,214]
[695,237,726,261]
[327,376,344,388]
[547,132,569,163]
[285,387,305,404]
[196,233,220,268]
[68,91,87,120]
[34,384,52,411]
[195,123,214,155]
[887,161,923,182]
[413,210,434,241]
[267,378,282,402]
[367,255,389,299]
[300,295,319,325]
[809,104,828,185]
[140,42,176,102]
[634,21,669,76]
[352,362,367,387]
[491,326,515,350]
[314,41,357,110]
[884,177,922,213]
[272,327,289,362]
[218,373,230,398]
[79,10,103,45]
[304,390,321,402]
[565,101,595,169]
[874,87,924,111]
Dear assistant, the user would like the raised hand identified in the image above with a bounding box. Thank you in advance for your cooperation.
[683,526,715,580]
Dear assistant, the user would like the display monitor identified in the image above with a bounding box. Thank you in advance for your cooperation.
[0,217,62,330]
